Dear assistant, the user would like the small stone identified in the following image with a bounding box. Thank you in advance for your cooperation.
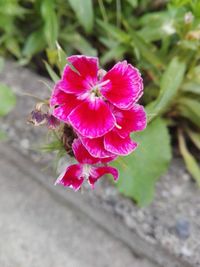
[20,139,30,150]
[142,223,152,233]
[137,210,145,221]
[175,218,190,239]
[124,216,136,229]
[115,201,130,216]
[105,187,117,197]
[171,186,182,197]
[182,173,190,182]
[161,190,170,198]
[180,245,193,257]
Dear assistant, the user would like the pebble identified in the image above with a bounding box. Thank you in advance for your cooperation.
[124,215,136,229]
[161,190,170,198]
[20,139,30,150]
[182,173,190,182]
[180,245,193,257]
[175,218,190,239]
[171,186,182,197]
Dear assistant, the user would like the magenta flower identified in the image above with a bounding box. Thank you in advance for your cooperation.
[55,139,118,190]
[50,55,143,139]
[49,55,147,191]
[80,104,146,157]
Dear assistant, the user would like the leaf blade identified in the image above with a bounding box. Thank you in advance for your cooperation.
[41,0,58,48]
[68,0,93,33]
[0,84,16,116]
[178,131,200,186]
[44,61,60,82]
[113,118,172,206]
[147,57,186,121]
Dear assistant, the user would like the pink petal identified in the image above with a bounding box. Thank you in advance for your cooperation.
[100,156,118,163]
[104,130,138,156]
[89,166,119,188]
[72,138,100,164]
[59,55,98,94]
[68,98,115,138]
[101,61,143,109]
[50,84,81,122]
[55,164,84,191]
[80,136,115,159]
[114,104,147,138]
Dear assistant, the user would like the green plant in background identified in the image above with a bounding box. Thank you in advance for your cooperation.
[0,58,16,140]
[1,0,200,205]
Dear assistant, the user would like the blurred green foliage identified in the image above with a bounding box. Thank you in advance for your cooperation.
[1,0,200,205]
[0,83,16,117]
[0,58,16,140]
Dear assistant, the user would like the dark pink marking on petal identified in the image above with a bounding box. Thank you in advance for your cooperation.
[88,166,119,188]
[101,61,143,109]
[80,136,115,159]
[55,164,84,191]
[114,104,147,138]
[60,55,99,94]
[100,155,118,163]
[68,98,115,138]
[46,115,60,129]
[50,84,81,122]
[72,138,100,164]
[104,130,138,156]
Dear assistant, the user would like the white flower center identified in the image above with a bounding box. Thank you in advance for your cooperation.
[90,79,110,97]
[82,164,92,179]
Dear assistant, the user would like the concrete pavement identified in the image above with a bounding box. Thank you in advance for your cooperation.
[0,143,155,267]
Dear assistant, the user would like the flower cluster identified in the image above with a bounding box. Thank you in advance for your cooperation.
[49,55,146,191]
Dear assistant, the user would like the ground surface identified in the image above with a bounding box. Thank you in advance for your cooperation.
[0,143,154,267]
[0,61,199,267]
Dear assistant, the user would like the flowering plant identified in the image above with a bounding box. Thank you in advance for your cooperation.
[29,55,146,191]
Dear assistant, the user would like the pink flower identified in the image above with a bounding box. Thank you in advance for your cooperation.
[50,55,143,139]
[50,55,147,191]
[80,104,147,157]
[55,139,118,190]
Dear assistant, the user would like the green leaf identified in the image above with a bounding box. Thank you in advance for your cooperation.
[5,37,21,58]
[113,118,172,206]
[186,129,200,150]
[182,81,200,94]
[44,61,60,82]
[41,0,58,48]
[178,98,200,128]
[68,0,93,33]
[0,56,4,73]
[147,57,186,121]
[23,29,46,58]
[125,25,164,68]
[99,37,117,49]
[0,130,7,140]
[56,42,67,72]
[46,43,67,73]
[55,43,80,76]
[46,48,58,66]
[138,11,175,43]
[178,131,200,186]
[0,84,16,116]
[101,44,127,65]
[126,0,138,8]
[97,20,130,43]
[62,33,97,57]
